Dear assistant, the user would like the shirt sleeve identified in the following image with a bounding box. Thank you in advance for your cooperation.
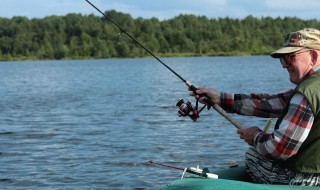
[220,89,293,118]
[253,93,314,160]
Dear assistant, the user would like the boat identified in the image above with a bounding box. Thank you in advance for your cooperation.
[160,166,320,190]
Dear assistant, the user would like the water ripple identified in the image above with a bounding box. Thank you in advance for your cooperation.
[0,57,288,189]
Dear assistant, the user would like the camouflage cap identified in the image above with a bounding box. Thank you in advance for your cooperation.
[271,28,320,58]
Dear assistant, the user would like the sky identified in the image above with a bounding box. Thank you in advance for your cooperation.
[0,0,319,20]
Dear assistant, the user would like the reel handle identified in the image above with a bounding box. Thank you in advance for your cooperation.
[186,81,243,129]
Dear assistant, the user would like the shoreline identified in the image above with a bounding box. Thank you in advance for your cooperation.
[0,51,270,62]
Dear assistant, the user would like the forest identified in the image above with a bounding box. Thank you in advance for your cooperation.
[0,10,320,61]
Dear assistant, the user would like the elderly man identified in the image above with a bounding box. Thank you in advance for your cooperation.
[191,28,320,186]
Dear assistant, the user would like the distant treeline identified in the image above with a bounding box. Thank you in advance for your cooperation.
[0,10,320,60]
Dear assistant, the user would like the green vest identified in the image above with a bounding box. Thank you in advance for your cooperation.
[275,70,320,173]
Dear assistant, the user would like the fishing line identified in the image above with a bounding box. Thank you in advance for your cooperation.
[85,0,243,129]
[85,0,185,82]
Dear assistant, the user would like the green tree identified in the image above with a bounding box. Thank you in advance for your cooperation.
[0,11,319,60]
[54,45,69,59]
[115,42,130,57]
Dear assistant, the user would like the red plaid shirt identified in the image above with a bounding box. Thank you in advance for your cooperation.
[220,68,319,160]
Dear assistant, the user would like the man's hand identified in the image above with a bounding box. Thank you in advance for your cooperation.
[189,86,221,106]
[237,127,260,146]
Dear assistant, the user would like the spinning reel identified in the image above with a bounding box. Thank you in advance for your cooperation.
[176,98,207,121]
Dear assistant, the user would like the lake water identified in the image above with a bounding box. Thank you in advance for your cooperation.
[0,56,294,189]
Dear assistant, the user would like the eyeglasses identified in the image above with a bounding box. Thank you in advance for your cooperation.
[280,49,312,66]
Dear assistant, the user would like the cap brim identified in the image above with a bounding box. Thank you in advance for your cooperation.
[270,46,303,58]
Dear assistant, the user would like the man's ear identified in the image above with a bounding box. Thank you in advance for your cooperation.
[311,50,318,64]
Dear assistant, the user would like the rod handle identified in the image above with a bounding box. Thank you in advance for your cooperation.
[263,118,273,132]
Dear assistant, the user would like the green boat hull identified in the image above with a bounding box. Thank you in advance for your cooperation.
[161,166,319,190]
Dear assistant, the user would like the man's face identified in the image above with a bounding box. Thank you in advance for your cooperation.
[280,49,313,84]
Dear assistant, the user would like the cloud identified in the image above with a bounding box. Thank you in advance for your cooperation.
[97,0,228,20]
[265,0,320,9]
[0,0,92,18]
[0,0,319,20]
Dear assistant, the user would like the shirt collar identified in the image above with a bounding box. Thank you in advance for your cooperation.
[313,65,320,72]
[308,65,320,76]
[299,65,320,84]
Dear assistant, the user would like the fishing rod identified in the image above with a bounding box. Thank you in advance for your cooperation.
[149,160,184,171]
[149,161,218,179]
[85,0,243,129]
